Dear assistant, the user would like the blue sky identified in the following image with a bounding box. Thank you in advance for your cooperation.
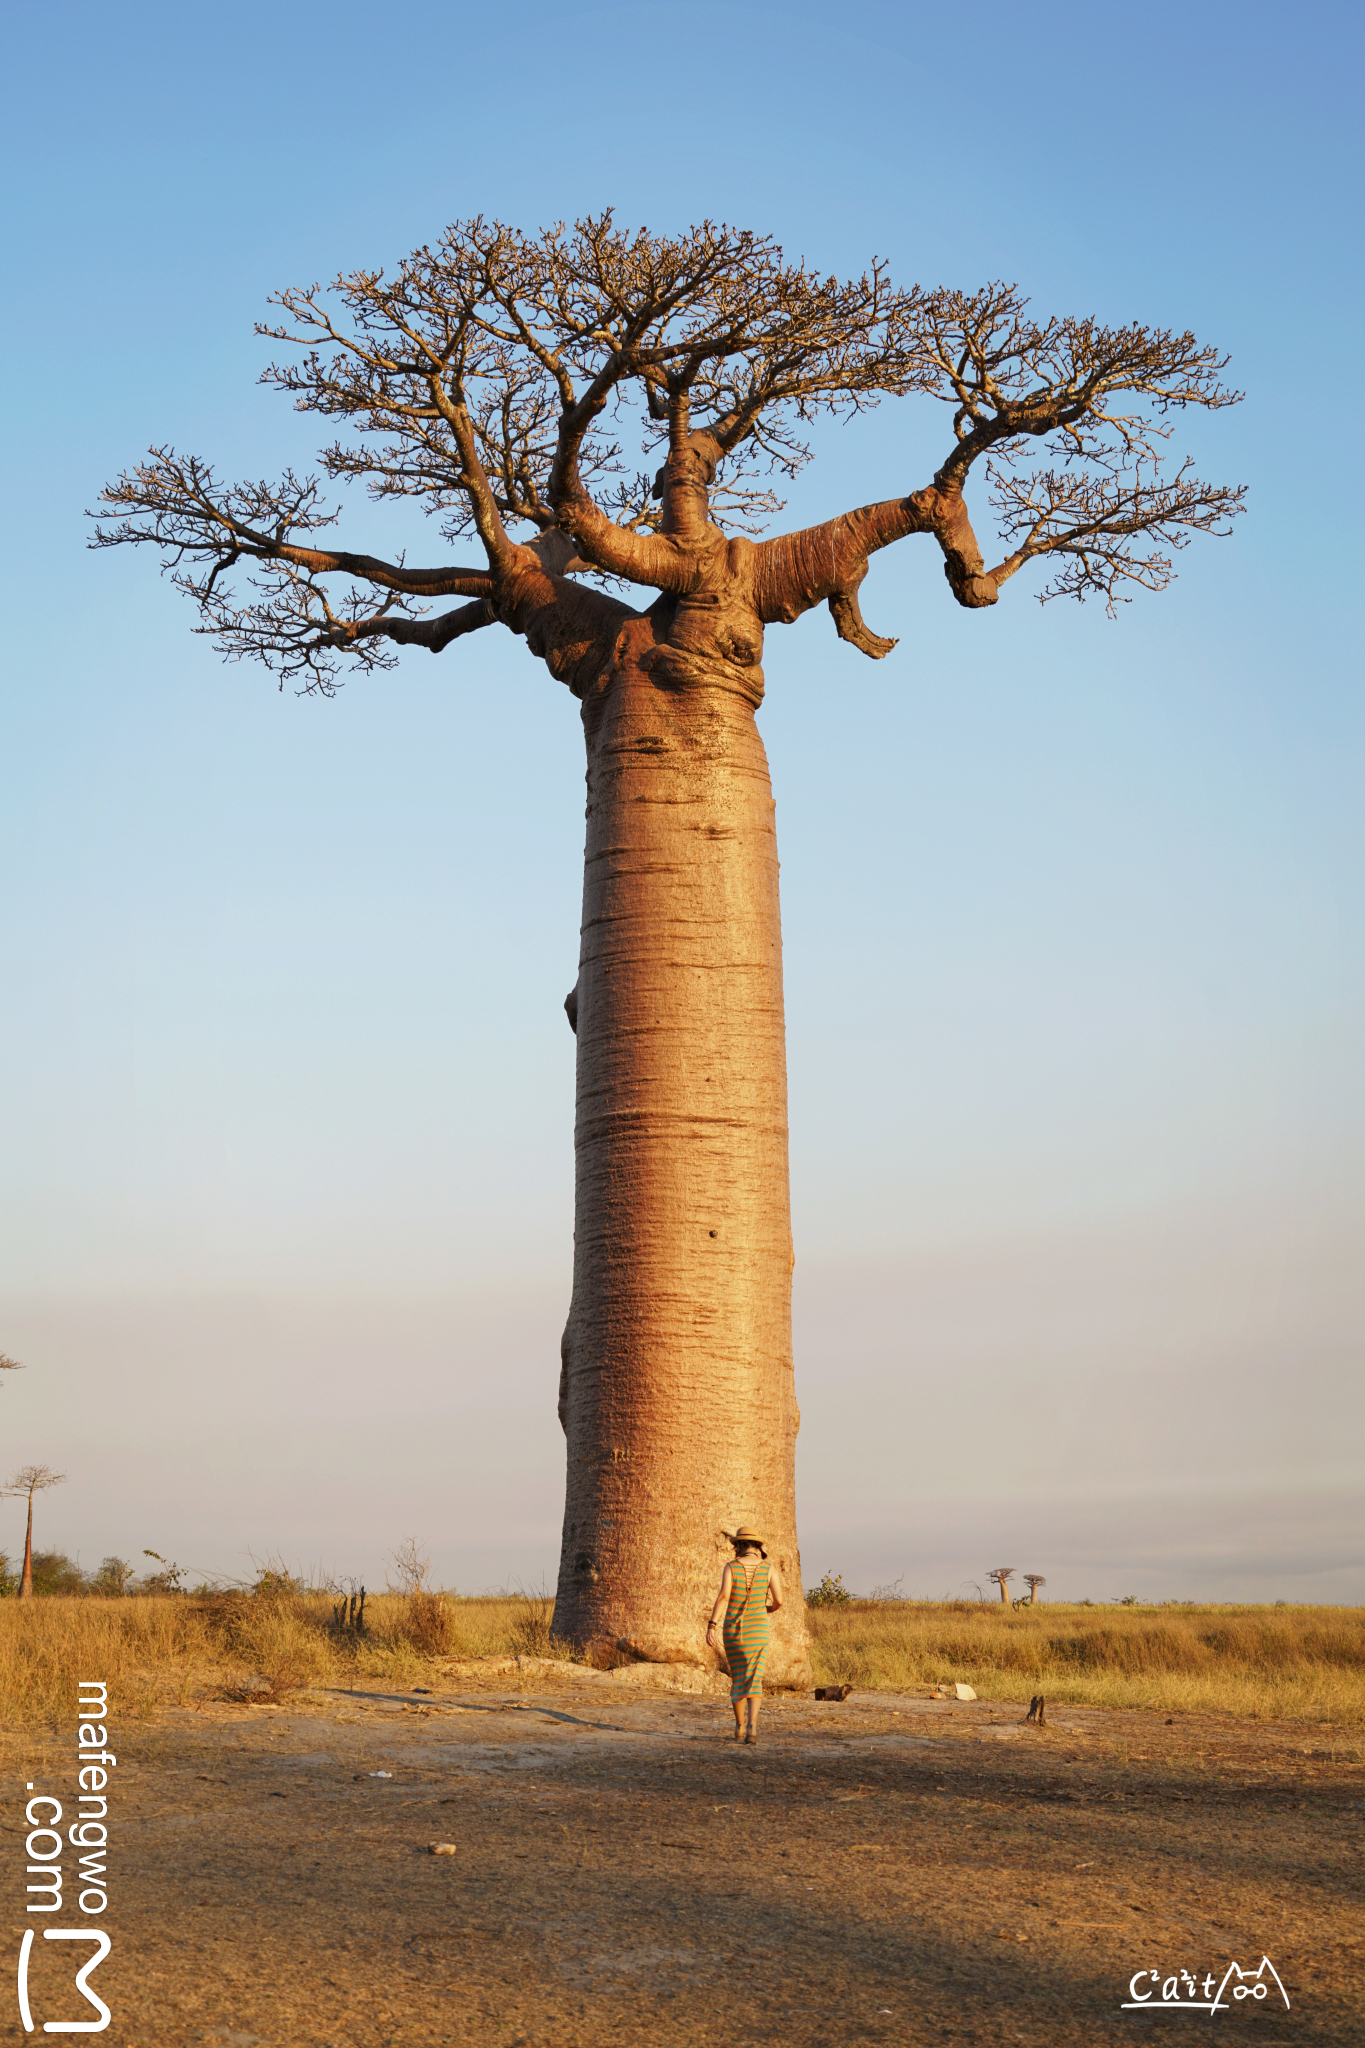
[1,0,1360,1600]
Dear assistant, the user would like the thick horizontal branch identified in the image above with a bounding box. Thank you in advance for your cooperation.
[266,544,489,597]
[333,596,498,652]
[753,482,998,652]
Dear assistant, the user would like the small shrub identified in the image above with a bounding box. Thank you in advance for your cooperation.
[406,1589,454,1657]
[140,1550,188,1594]
[382,1539,458,1657]
[90,1557,135,1596]
[252,1565,307,1599]
[806,1571,852,1608]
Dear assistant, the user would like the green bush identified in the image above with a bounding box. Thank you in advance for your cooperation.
[90,1557,135,1596]
[252,1565,307,1599]
[28,1551,87,1597]
[806,1571,852,1608]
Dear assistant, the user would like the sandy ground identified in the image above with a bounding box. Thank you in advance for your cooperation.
[5,1673,1361,2046]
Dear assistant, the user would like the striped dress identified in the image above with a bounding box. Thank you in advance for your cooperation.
[723,1557,772,1702]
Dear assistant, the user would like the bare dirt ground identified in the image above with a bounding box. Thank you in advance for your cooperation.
[6,1675,1361,2046]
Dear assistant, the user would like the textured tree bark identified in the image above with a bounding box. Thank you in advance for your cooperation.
[552,611,809,1684]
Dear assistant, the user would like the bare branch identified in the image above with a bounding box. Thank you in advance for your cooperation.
[4,1464,65,1499]
[92,450,490,597]
[911,285,1240,485]
[985,459,1246,611]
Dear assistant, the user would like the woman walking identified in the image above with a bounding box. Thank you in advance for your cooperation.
[706,1526,784,1743]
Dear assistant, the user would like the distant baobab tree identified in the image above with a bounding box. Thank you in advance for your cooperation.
[92,217,1242,1678]
[988,1566,1016,1605]
[1023,1574,1047,1604]
[6,1465,66,1600]
[0,1352,22,1390]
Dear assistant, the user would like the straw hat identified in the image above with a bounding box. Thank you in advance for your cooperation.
[725,1525,767,1557]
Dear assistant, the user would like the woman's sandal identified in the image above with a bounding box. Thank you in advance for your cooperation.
[744,1732,757,1745]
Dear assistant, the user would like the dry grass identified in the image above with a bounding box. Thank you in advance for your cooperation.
[808,1600,1365,1723]
[2,1595,1361,1732]
[0,1589,571,1731]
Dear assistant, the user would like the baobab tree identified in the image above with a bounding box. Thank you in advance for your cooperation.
[1023,1573,1047,1605]
[988,1566,1017,1605]
[6,1465,66,1599]
[92,218,1242,1680]
[0,1351,22,1390]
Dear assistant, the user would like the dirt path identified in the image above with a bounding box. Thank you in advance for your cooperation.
[6,1681,1361,2045]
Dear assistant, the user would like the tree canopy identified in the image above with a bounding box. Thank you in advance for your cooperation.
[93,215,1243,690]
[6,1463,65,1503]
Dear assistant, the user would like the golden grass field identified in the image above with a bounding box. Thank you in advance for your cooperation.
[807,1597,1365,1723]
[1,1591,1362,1733]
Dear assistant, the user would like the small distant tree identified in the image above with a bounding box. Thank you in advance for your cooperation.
[5,1466,66,1599]
[806,1571,853,1607]
[987,1566,1015,1605]
[91,1556,136,1596]
[251,1562,306,1598]
[0,1352,23,1389]
[1023,1574,1046,1605]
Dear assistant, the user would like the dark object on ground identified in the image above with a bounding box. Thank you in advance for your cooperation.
[332,1587,367,1635]
[1023,1695,1047,1725]
[814,1684,854,1701]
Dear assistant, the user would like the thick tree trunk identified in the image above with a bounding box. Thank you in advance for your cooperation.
[552,624,809,1684]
